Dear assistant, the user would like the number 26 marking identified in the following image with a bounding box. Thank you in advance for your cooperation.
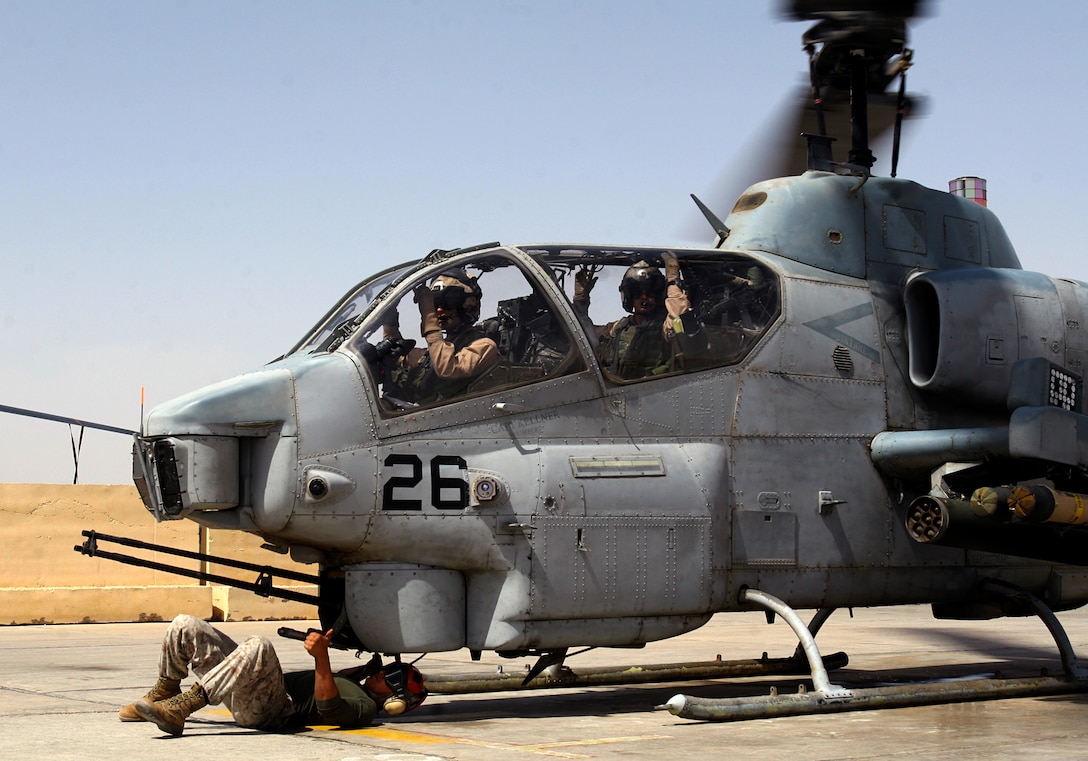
[382,454,468,511]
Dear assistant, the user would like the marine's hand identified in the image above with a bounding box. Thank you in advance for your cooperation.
[414,284,435,309]
[304,628,335,659]
[574,266,597,300]
[662,251,680,283]
[380,308,400,329]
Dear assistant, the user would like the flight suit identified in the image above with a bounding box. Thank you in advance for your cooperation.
[389,324,499,404]
[579,277,701,380]
[600,314,673,378]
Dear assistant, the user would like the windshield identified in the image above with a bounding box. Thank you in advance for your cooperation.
[281,260,417,358]
[348,251,584,414]
[523,246,780,379]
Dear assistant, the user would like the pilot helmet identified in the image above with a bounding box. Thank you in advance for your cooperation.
[364,662,428,715]
[619,261,666,313]
[430,268,483,322]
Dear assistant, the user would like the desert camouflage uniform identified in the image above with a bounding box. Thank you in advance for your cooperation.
[159,614,296,729]
[386,323,500,403]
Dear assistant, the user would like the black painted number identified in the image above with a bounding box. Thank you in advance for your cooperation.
[382,453,423,511]
[382,453,468,511]
[431,455,469,509]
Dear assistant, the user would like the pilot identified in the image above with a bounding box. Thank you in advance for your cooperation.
[384,268,500,404]
[119,614,426,736]
[575,252,702,379]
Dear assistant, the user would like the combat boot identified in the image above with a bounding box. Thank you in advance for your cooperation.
[118,676,182,722]
[134,682,208,736]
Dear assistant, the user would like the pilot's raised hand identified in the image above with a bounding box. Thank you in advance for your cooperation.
[662,251,681,285]
[574,266,597,303]
[414,284,441,336]
[413,283,433,306]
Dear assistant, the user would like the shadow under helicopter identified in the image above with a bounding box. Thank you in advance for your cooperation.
[399,657,1084,725]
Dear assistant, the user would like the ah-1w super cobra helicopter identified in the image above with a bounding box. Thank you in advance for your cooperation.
[66,0,1088,721]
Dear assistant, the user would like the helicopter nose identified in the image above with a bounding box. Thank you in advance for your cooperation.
[133,353,379,549]
[143,367,297,438]
[134,365,298,524]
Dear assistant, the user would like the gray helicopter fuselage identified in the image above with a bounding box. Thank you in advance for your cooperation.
[133,172,1088,654]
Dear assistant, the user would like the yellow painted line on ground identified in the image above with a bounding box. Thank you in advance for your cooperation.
[308,725,447,745]
[307,724,673,758]
[206,709,671,757]
[536,734,673,749]
[313,726,585,757]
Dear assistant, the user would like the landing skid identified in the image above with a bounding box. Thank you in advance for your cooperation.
[660,583,1088,722]
[424,650,849,695]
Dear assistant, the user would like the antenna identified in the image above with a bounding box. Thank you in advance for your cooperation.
[689,194,731,247]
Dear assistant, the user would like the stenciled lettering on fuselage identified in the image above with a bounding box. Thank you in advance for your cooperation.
[381,453,469,511]
[483,407,561,436]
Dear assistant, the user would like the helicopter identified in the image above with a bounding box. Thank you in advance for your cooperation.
[60,0,1088,721]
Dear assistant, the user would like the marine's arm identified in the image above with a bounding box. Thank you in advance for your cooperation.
[412,283,500,379]
[303,629,376,727]
[573,265,611,339]
[425,333,500,379]
[304,629,339,702]
[661,252,702,341]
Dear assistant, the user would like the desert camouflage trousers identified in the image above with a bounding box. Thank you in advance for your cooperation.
[158,614,296,729]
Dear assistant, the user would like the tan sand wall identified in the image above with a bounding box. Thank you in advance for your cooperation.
[0,484,318,624]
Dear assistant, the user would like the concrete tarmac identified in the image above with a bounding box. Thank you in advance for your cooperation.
[3,604,1088,761]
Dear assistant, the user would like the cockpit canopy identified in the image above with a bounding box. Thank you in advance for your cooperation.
[288,244,781,414]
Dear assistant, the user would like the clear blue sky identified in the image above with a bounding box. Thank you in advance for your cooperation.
[3,0,1087,484]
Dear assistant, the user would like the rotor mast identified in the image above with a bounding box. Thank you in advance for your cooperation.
[791,1,923,172]
[846,50,874,168]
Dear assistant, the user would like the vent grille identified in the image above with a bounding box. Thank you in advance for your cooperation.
[832,345,853,374]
